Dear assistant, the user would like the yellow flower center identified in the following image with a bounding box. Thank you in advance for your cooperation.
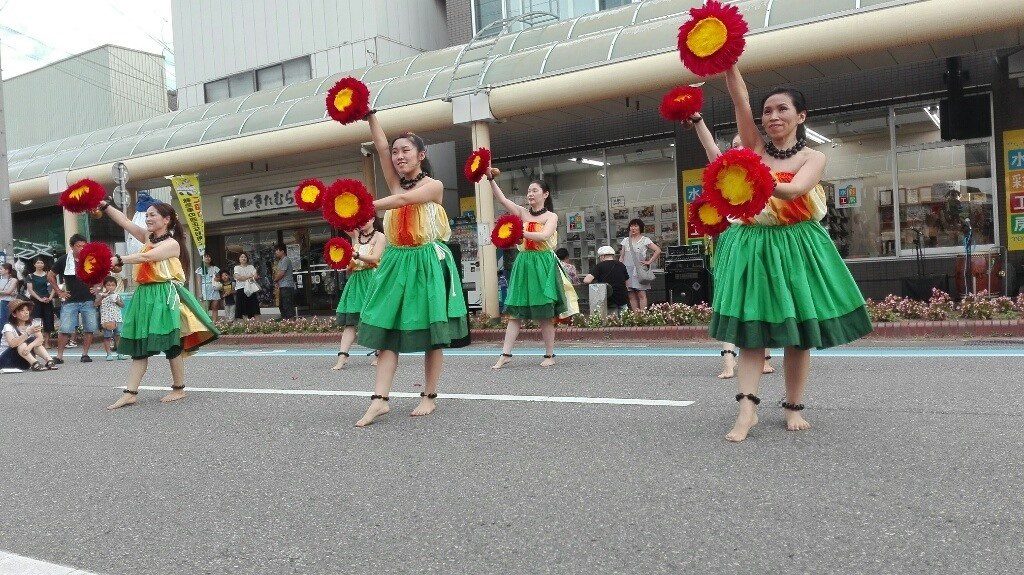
[698,203,723,225]
[674,93,692,104]
[717,165,755,205]
[83,256,96,274]
[329,246,345,262]
[333,88,354,112]
[300,185,320,204]
[497,223,512,239]
[68,185,88,200]
[470,156,481,172]
[686,17,728,58]
[335,193,359,218]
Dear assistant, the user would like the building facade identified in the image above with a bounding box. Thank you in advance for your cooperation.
[7,0,1024,315]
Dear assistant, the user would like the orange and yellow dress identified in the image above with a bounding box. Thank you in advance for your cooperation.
[119,244,219,358]
[356,202,469,352]
[710,172,871,350]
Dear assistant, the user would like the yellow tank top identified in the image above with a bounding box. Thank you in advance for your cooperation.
[520,220,557,252]
[742,172,827,226]
[134,244,186,284]
[383,202,451,247]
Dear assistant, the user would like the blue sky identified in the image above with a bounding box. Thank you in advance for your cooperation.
[0,0,174,86]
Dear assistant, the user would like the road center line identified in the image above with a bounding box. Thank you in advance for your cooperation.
[132,386,694,407]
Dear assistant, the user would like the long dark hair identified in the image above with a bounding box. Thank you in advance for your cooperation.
[760,87,808,141]
[530,179,555,212]
[391,132,433,177]
[150,202,190,274]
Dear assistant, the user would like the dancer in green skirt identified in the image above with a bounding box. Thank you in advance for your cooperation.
[331,217,385,370]
[98,201,219,410]
[353,112,469,427]
[711,64,872,442]
[488,167,578,370]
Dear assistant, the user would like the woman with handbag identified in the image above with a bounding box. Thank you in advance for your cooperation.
[233,253,260,319]
[619,219,661,310]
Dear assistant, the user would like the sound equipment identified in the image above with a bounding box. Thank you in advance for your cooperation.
[664,244,711,304]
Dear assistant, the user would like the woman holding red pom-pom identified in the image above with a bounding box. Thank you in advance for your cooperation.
[487,167,578,370]
[98,201,219,410]
[352,112,469,427]
[712,64,871,442]
[330,217,385,371]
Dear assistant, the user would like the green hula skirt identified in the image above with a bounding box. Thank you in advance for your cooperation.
[504,250,568,320]
[357,242,469,353]
[336,268,376,327]
[709,221,872,350]
[120,282,220,358]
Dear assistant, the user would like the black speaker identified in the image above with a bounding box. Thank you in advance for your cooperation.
[939,94,990,141]
[666,268,711,305]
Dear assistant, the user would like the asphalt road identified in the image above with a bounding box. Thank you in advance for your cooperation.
[1,342,1022,574]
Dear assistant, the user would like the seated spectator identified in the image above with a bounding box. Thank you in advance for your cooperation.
[584,246,629,314]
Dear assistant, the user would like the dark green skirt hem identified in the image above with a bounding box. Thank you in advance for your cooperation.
[336,312,361,327]
[119,329,182,359]
[506,303,564,320]
[357,316,469,353]
[709,306,873,350]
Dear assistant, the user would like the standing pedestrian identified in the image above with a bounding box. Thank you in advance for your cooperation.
[233,253,260,319]
[25,258,56,347]
[195,253,222,321]
[619,219,661,310]
[95,276,128,361]
[0,263,18,327]
[218,270,235,321]
[49,234,99,364]
[273,244,296,320]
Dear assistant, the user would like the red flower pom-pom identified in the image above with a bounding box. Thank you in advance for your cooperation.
[322,178,375,231]
[659,86,705,122]
[688,193,730,237]
[294,179,327,212]
[464,148,492,183]
[323,237,354,270]
[702,147,774,220]
[491,214,524,249]
[59,179,106,214]
[677,0,747,77]
[76,242,113,285]
[325,77,370,125]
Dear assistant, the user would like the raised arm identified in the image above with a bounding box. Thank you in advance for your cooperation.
[116,238,180,265]
[366,113,399,193]
[488,169,525,216]
[99,202,147,244]
[724,65,763,153]
[774,151,827,200]
[373,179,443,211]
[686,114,723,162]
[522,213,557,241]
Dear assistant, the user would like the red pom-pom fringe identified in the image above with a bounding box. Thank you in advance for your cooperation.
[702,147,774,221]
[464,148,492,183]
[491,214,524,250]
[321,178,375,231]
[76,242,113,285]
[323,237,354,270]
[677,0,748,77]
[688,193,730,237]
[294,179,327,212]
[659,86,705,122]
[325,77,371,125]
[59,179,106,214]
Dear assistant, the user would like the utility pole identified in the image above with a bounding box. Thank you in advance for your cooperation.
[0,45,14,263]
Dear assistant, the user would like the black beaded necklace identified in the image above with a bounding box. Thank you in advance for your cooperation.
[528,207,548,217]
[357,229,374,245]
[399,172,427,190]
[149,231,172,244]
[764,137,806,159]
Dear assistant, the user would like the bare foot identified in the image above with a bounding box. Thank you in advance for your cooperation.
[718,356,736,379]
[410,396,436,417]
[106,392,137,410]
[491,354,512,370]
[762,361,775,374]
[331,355,348,371]
[784,410,811,431]
[725,408,759,443]
[370,357,378,367]
[355,398,390,427]
[160,389,187,403]
[540,355,555,368]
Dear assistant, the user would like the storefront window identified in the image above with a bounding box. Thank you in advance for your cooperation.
[604,140,678,263]
[223,231,279,308]
[540,151,608,276]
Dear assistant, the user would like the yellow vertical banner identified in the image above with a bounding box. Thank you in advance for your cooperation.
[1004,129,1024,251]
[681,168,706,245]
[168,174,206,257]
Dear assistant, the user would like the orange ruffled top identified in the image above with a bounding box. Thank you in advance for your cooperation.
[134,244,186,284]
[383,202,452,247]
[521,221,557,252]
[742,172,827,226]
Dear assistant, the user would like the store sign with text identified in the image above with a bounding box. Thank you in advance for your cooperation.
[222,188,297,216]
[1004,129,1024,251]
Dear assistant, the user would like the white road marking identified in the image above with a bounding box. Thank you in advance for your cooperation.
[0,550,103,575]
[133,386,694,407]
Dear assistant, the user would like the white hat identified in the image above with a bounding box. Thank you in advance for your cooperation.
[597,246,616,256]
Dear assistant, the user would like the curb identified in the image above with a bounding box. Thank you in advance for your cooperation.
[210,320,1024,346]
